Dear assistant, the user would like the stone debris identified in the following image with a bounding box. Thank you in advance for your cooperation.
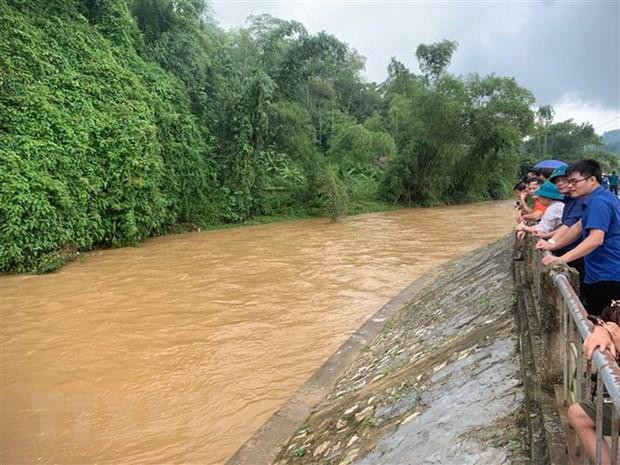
[433,360,448,372]
[400,410,420,425]
[346,435,359,447]
[336,419,347,430]
[325,441,342,460]
[313,440,330,457]
[343,405,358,416]
[338,448,359,465]
[354,406,373,422]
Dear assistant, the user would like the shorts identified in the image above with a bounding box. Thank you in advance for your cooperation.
[581,281,620,316]
[581,400,614,436]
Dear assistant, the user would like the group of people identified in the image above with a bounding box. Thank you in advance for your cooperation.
[514,159,620,464]
[515,159,620,316]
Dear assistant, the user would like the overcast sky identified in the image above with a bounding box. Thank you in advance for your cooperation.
[212,0,620,134]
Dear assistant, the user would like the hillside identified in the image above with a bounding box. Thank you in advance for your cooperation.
[602,129,620,154]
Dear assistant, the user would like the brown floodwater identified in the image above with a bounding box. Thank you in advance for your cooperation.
[1,201,515,465]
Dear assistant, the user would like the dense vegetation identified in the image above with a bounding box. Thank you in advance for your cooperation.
[519,106,619,174]
[0,0,616,272]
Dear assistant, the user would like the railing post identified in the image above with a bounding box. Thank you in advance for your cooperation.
[595,370,604,465]
[611,407,619,464]
[540,262,578,383]
[563,300,569,403]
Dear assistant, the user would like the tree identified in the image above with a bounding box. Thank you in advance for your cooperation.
[381,48,534,205]
[536,104,555,157]
[415,40,458,82]
[523,119,603,161]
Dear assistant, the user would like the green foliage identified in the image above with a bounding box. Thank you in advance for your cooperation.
[328,122,396,174]
[601,129,620,154]
[415,39,458,81]
[315,165,348,220]
[0,1,215,271]
[379,146,421,205]
[586,151,620,172]
[523,118,602,162]
[0,6,567,273]
[380,43,534,206]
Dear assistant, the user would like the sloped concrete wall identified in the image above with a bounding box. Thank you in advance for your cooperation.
[269,235,529,465]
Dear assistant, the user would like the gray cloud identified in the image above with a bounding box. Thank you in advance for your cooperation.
[213,1,619,129]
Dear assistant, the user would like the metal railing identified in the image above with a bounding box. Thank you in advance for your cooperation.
[536,248,620,464]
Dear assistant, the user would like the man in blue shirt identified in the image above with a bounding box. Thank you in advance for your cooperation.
[535,166,587,284]
[538,159,620,315]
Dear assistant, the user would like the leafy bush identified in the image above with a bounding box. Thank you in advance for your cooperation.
[0,1,215,271]
[315,165,348,220]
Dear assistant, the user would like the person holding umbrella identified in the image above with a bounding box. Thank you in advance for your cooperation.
[532,159,568,181]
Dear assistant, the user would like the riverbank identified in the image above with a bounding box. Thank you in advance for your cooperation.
[8,199,400,275]
[200,199,401,232]
[16,198,508,275]
[229,234,529,465]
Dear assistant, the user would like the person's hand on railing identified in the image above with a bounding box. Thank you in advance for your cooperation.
[541,254,564,266]
[515,211,522,224]
[605,322,620,351]
[584,325,617,360]
[535,238,556,251]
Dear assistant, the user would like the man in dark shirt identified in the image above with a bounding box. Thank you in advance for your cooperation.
[609,171,619,195]
[538,160,620,315]
[536,165,586,285]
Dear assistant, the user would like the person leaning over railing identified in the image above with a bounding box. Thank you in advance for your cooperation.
[516,181,564,240]
[516,177,545,223]
[568,300,620,465]
[534,165,587,286]
[537,159,620,315]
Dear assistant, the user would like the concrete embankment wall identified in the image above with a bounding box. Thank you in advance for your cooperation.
[229,235,537,465]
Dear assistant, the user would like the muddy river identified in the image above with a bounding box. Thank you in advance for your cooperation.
[1,201,515,465]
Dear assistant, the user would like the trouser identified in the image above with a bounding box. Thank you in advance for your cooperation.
[570,257,586,290]
[580,400,614,435]
[581,281,620,315]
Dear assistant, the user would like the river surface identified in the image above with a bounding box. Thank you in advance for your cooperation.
[1,201,514,465]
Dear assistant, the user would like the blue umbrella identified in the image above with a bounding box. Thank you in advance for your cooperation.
[533,159,568,170]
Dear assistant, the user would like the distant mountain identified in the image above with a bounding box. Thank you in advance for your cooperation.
[602,129,620,154]
[602,129,620,145]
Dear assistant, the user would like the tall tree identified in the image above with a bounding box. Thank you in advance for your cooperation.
[415,40,458,83]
